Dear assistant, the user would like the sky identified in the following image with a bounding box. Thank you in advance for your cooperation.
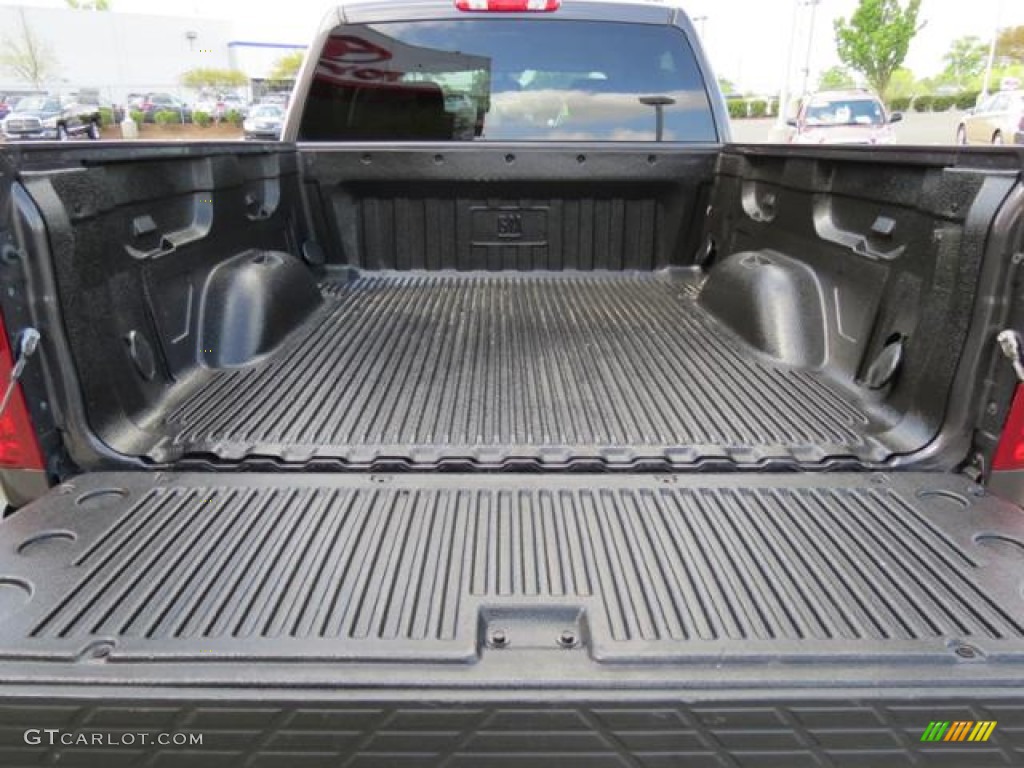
[684,0,1024,92]
[5,0,1024,93]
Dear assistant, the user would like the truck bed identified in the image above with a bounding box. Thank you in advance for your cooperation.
[156,269,881,467]
[11,143,1006,473]
[2,93,1024,768]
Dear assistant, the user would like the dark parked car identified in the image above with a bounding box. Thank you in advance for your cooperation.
[132,92,192,123]
[0,95,101,141]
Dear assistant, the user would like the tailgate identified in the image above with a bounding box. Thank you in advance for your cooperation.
[0,471,1022,765]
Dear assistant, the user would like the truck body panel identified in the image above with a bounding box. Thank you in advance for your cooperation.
[0,3,1022,763]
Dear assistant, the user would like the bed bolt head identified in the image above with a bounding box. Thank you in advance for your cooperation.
[954,643,979,659]
[488,629,509,648]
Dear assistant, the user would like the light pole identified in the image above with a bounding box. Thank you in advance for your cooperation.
[800,0,822,98]
[693,15,708,38]
[982,0,1005,97]
[775,0,802,129]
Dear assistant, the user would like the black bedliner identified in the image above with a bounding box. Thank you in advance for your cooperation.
[148,270,887,467]
[11,144,1012,473]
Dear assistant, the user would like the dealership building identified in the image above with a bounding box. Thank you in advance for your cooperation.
[0,5,306,104]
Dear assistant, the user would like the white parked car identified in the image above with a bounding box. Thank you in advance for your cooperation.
[242,104,284,140]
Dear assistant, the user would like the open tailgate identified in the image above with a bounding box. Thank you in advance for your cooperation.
[0,472,1020,764]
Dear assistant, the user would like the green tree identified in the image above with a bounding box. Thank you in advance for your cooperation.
[941,35,987,86]
[986,62,1024,91]
[65,0,111,8]
[886,67,918,99]
[717,77,737,97]
[817,66,856,90]
[834,0,924,99]
[996,26,1024,63]
[0,12,58,90]
[268,51,304,83]
[181,67,248,90]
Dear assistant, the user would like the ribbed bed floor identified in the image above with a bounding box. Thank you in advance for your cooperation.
[155,271,887,467]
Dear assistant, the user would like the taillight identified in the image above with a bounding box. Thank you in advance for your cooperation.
[0,315,43,470]
[455,0,560,11]
[994,385,1024,471]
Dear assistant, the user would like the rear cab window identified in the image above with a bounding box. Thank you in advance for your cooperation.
[298,17,718,142]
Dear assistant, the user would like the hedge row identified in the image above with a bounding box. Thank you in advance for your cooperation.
[890,91,980,113]
[728,90,981,120]
[188,110,242,127]
[727,99,778,119]
[154,109,243,126]
[154,110,184,126]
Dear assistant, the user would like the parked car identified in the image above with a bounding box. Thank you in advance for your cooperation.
[0,95,101,141]
[221,93,249,118]
[260,91,290,107]
[787,89,902,144]
[957,89,1024,145]
[192,96,220,120]
[0,91,45,122]
[242,103,284,139]
[134,92,192,123]
[69,87,125,124]
[191,93,248,121]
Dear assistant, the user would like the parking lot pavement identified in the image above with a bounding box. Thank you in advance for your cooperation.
[730,110,965,146]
